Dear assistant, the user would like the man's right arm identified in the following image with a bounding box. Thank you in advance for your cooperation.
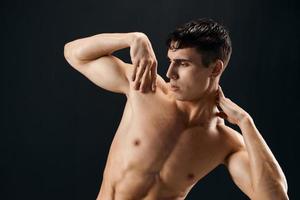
[64,32,157,95]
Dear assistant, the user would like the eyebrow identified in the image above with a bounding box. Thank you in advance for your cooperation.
[167,56,192,63]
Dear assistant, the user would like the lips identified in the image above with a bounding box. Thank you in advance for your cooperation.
[170,84,179,91]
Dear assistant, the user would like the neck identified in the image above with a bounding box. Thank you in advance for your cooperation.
[176,86,220,127]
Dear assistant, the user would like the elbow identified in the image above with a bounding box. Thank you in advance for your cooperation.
[63,42,82,67]
[64,37,89,61]
[252,179,289,200]
[280,178,289,198]
[274,179,289,200]
[281,173,289,194]
[274,183,289,200]
[64,42,73,61]
[271,173,289,194]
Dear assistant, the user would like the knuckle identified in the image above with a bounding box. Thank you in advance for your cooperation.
[145,59,151,64]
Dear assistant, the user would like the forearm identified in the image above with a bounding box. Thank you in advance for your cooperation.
[64,32,137,61]
[238,116,288,198]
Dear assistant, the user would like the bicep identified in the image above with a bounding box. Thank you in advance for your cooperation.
[225,149,254,199]
[65,54,132,94]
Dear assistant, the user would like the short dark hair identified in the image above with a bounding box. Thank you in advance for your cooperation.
[166,18,232,68]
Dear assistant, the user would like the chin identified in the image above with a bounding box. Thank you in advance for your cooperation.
[176,93,203,102]
[175,97,186,101]
[174,94,190,101]
[172,90,199,101]
[172,93,184,101]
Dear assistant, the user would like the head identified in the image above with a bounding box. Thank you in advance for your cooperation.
[166,18,232,101]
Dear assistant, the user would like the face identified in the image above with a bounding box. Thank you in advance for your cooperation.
[166,47,214,101]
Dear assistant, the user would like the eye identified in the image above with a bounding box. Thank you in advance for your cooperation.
[181,62,189,67]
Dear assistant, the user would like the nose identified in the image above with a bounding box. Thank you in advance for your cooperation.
[166,63,179,80]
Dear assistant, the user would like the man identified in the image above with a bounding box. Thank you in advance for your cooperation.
[64,18,289,200]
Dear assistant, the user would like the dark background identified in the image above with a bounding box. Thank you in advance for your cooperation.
[1,0,299,199]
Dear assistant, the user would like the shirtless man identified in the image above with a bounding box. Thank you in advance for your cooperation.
[64,18,289,200]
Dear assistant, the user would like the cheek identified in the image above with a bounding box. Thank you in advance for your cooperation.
[180,68,209,88]
[191,72,208,86]
[181,68,200,81]
[187,74,210,93]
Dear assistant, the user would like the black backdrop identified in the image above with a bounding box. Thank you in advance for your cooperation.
[1,0,299,199]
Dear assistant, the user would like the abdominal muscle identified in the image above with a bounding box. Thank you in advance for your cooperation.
[96,79,228,200]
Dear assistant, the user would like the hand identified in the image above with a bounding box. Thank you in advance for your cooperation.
[130,32,157,93]
[216,85,250,126]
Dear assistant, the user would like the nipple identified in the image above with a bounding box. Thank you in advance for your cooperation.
[133,139,141,146]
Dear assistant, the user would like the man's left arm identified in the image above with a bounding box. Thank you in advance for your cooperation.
[217,86,289,200]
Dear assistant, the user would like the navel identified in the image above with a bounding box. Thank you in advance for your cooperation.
[133,138,141,146]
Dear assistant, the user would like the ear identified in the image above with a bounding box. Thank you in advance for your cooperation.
[210,59,224,77]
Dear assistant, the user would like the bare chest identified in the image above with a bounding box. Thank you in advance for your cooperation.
[110,89,186,172]
[103,90,229,198]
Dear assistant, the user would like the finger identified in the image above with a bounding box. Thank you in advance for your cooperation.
[136,61,147,82]
[151,61,157,92]
[140,64,151,93]
[134,62,146,89]
[218,85,225,98]
[132,60,140,81]
[216,102,221,111]
[218,97,231,112]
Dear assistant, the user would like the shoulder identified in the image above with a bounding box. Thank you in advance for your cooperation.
[216,124,246,164]
[156,74,169,94]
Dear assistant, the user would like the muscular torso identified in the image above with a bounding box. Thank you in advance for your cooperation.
[97,76,234,200]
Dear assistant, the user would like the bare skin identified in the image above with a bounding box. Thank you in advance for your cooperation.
[64,32,289,200]
[98,79,234,200]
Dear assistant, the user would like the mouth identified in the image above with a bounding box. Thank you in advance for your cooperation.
[170,84,179,91]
